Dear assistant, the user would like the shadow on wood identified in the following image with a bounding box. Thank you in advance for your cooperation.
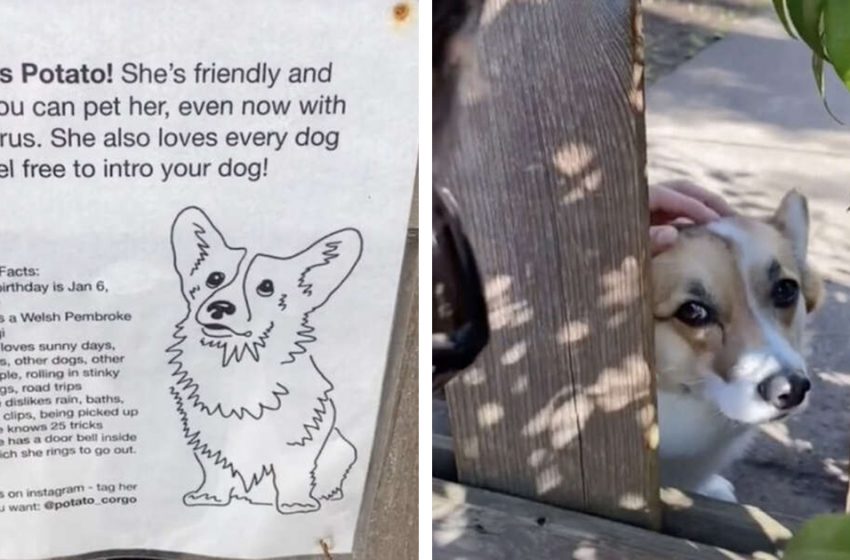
[435,0,660,529]
[433,423,800,556]
[433,478,764,560]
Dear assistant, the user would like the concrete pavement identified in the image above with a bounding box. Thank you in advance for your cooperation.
[647,9,850,517]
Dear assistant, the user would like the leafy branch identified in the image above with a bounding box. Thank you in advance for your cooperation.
[772,0,850,121]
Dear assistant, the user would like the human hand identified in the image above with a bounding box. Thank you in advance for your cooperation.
[649,181,735,255]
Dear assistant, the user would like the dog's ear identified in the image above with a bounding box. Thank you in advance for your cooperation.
[770,190,822,313]
[292,228,363,311]
[171,207,241,300]
[771,190,809,263]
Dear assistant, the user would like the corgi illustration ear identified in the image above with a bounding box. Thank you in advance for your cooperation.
[293,228,363,312]
[771,190,822,313]
[171,207,244,300]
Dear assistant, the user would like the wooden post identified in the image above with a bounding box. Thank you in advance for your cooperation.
[353,180,419,558]
[437,0,660,527]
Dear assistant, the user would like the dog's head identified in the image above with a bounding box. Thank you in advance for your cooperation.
[653,190,822,424]
[170,207,362,370]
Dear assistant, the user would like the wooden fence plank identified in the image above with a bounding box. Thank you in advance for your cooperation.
[438,0,659,527]
[352,192,419,558]
[660,488,795,554]
[433,479,762,560]
[433,431,797,556]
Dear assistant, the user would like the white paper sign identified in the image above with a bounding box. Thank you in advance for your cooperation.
[0,1,417,558]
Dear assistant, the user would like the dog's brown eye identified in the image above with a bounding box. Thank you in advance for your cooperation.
[257,279,275,297]
[772,279,799,308]
[675,301,714,327]
[206,271,225,289]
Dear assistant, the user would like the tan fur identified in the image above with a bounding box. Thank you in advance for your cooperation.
[653,190,822,499]
[654,219,820,387]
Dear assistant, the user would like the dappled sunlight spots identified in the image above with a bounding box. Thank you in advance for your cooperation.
[552,394,592,449]
[500,341,528,365]
[461,366,487,386]
[644,423,660,451]
[510,374,530,395]
[485,275,534,330]
[520,354,652,450]
[431,518,464,547]
[535,464,563,495]
[432,483,468,547]
[477,402,505,427]
[560,172,603,205]
[817,371,850,387]
[553,142,603,206]
[758,421,813,452]
[528,448,549,468]
[553,142,595,176]
[823,457,850,484]
[637,403,659,450]
[599,256,641,308]
[660,487,693,509]
[520,386,580,439]
[751,553,781,560]
[617,492,648,511]
[433,482,467,519]
[459,435,480,461]
[558,320,590,345]
[572,542,599,560]
[586,354,651,412]
[740,504,793,544]
[805,201,850,286]
[606,310,629,329]
[522,396,557,439]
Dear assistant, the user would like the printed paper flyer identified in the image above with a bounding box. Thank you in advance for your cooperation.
[0,1,418,558]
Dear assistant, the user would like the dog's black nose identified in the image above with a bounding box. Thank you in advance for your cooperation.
[207,300,236,320]
[757,373,811,410]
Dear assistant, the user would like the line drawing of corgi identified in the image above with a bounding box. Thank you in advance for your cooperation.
[166,206,362,515]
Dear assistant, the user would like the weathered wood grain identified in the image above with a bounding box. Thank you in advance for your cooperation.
[438,0,659,527]
[433,429,796,556]
[660,488,796,555]
[433,479,764,560]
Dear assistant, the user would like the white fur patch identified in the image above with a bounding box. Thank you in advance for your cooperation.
[703,219,808,423]
[657,391,755,490]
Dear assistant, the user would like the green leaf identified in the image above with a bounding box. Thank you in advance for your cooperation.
[784,515,850,560]
[812,52,843,123]
[788,0,827,60]
[814,51,825,95]
[825,0,850,91]
[773,0,797,37]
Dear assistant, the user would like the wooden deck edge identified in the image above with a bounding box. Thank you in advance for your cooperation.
[433,478,766,560]
[433,432,798,556]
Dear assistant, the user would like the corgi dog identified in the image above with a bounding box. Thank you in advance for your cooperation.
[653,190,822,502]
[166,206,361,515]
